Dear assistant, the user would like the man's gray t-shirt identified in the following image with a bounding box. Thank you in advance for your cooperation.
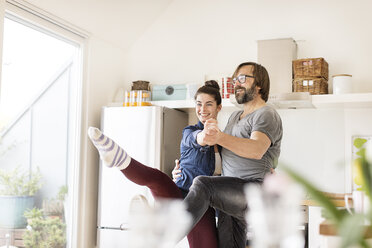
[221,105,283,181]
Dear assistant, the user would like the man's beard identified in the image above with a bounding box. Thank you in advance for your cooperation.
[235,83,257,104]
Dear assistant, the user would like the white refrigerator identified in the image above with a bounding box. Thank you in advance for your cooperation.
[96,106,188,247]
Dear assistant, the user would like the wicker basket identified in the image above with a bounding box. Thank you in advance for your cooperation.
[293,77,328,95]
[293,58,329,80]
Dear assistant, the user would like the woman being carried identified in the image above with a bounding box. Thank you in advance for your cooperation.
[88,80,222,248]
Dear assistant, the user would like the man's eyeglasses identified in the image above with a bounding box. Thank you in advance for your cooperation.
[232,74,255,85]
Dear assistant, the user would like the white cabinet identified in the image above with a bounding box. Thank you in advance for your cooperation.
[308,206,324,248]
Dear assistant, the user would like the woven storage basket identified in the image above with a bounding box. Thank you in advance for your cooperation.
[293,58,329,80]
[293,77,328,95]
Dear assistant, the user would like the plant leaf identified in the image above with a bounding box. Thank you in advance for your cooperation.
[338,214,368,248]
[357,149,372,200]
[354,138,367,149]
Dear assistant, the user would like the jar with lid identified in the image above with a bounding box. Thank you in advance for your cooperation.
[130,90,138,106]
[137,90,151,106]
[123,90,130,107]
[332,74,352,94]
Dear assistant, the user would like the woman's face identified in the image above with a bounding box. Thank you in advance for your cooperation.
[195,93,222,124]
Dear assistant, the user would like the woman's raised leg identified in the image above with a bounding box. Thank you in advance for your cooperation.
[88,127,218,248]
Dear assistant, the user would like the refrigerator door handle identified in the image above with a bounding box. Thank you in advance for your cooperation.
[97,223,130,231]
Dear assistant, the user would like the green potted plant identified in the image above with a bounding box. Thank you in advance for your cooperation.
[42,185,68,219]
[23,207,44,226]
[0,166,43,229]
[283,138,372,248]
[23,208,66,248]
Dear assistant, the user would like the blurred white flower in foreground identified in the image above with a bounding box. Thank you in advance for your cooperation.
[245,172,304,248]
[127,196,191,248]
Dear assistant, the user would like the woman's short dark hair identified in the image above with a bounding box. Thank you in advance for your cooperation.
[232,62,270,102]
[194,80,222,105]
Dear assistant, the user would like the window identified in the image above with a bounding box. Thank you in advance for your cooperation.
[0,7,84,248]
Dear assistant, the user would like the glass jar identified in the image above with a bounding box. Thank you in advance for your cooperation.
[130,90,138,106]
[123,90,130,107]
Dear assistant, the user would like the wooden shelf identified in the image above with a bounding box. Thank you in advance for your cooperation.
[319,220,372,238]
[301,192,352,207]
[0,228,26,248]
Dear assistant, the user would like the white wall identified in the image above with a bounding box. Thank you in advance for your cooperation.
[26,0,174,51]
[124,0,372,94]
[79,37,127,248]
[277,108,354,193]
[122,0,372,194]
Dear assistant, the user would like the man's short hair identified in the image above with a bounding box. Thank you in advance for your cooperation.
[232,62,270,102]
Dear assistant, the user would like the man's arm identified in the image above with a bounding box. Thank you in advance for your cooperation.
[203,119,271,159]
[217,131,271,159]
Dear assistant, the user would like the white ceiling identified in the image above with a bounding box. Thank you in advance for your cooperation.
[25,0,174,50]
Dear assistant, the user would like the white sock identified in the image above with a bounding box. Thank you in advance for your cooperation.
[88,127,131,170]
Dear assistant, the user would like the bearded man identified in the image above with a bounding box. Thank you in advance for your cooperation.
[182,62,283,248]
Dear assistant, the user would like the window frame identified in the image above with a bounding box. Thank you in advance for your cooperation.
[0,1,89,247]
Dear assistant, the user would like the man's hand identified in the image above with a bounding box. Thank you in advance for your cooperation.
[204,119,220,135]
[172,159,182,182]
[203,119,221,145]
[197,119,218,146]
